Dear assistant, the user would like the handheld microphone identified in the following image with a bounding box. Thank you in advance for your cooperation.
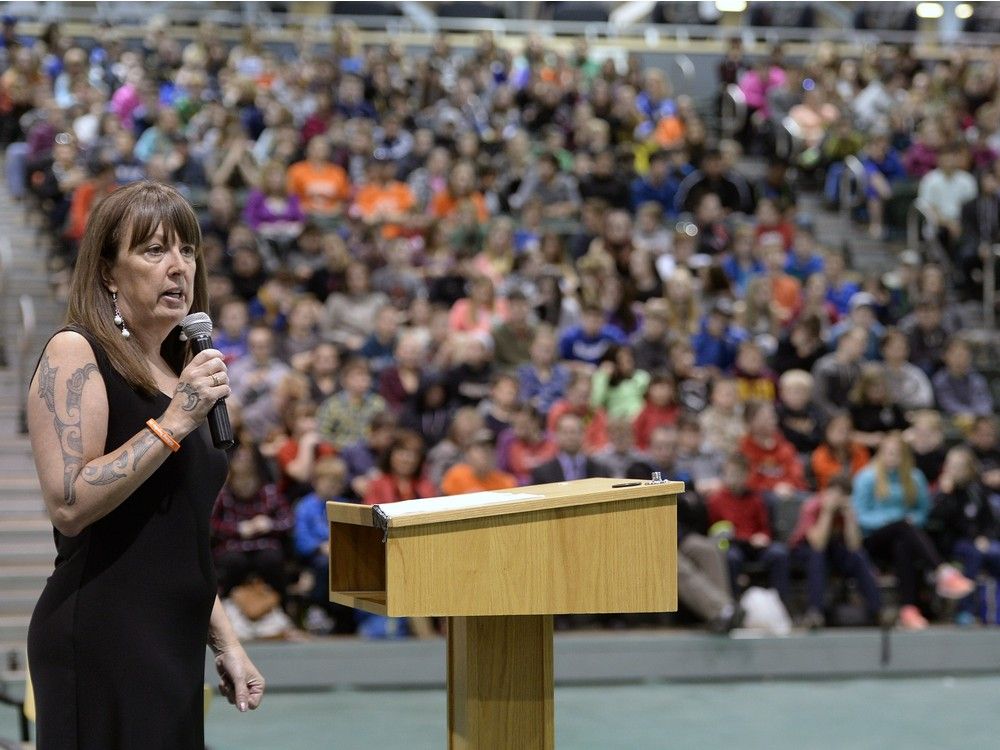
[180,312,235,451]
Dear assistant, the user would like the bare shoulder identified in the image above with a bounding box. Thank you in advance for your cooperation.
[31,330,102,395]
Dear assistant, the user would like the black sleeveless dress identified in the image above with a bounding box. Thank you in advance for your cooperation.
[27,326,228,749]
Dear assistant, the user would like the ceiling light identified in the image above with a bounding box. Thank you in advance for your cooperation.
[916,2,944,18]
[715,1,748,13]
[956,3,974,19]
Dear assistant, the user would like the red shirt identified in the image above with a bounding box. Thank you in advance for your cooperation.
[788,493,846,548]
[739,433,806,493]
[708,487,771,541]
[363,474,438,505]
[274,437,337,495]
[503,437,558,485]
[633,402,680,450]
[546,401,609,453]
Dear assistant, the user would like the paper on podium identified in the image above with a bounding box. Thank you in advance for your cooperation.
[371,490,546,533]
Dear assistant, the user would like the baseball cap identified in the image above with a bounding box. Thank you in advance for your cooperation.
[849,291,877,311]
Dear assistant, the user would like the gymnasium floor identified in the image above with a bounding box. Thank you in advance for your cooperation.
[198,676,1000,749]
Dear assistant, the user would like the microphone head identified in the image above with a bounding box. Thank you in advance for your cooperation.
[180,312,213,340]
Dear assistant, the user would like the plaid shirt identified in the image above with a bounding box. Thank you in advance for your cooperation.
[316,391,388,449]
[211,483,294,555]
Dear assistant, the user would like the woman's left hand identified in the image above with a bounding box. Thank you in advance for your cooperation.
[215,645,265,712]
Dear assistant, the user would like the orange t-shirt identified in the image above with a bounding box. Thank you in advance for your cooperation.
[810,443,870,490]
[286,161,351,215]
[429,190,489,222]
[770,274,803,321]
[352,180,416,238]
[440,464,517,496]
[65,181,116,241]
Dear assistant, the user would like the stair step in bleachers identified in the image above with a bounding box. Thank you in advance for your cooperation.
[0,542,57,567]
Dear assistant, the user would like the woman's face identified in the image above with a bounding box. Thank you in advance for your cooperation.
[881,438,902,469]
[390,446,420,478]
[827,416,849,446]
[108,222,197,336]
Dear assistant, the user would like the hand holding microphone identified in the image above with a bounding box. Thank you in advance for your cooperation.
[169,312,235,450]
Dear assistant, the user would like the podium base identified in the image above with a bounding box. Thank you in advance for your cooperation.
[447,614,554,749]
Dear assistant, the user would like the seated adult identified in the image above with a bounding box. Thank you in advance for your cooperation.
[227,325,292,413]
[211,443,294,603]
[546,372,610,454]
[496,404,558,486]
[531,412,608,484]
[628,427,741,632]
[286,135,351,222]
[932,338,994,425]
[363,430,438,505]
[317,357,388,451]
[324,261,389,351]
[350,154,417,239]
[441,429,518,495]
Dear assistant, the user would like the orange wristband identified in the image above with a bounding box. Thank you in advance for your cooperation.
[146,418,181,453]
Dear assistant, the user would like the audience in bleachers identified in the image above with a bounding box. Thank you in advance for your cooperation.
[6,17,1000,636]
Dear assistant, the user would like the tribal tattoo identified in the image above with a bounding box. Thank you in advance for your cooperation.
[130,429,160,471]
[175,382,201,412]
[37,355,98,506]
[81,450,128,486]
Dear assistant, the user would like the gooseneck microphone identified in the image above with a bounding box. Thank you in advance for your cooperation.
[180,312,235,451]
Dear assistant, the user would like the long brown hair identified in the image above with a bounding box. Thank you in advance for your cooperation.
[873,432,918,507]
[66,181,208,397]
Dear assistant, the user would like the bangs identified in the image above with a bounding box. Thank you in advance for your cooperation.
[112,182,202,256]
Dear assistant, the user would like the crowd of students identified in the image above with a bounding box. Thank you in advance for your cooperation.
[3,16,1000,636]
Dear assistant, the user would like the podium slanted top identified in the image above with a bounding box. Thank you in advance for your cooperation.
[327,477,685,533]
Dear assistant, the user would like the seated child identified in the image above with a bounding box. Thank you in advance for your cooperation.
[709,453,791,603]
[294,457,358,634]
[789,474,882,629]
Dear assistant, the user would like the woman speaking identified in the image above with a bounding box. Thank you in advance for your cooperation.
[26,181,265,748]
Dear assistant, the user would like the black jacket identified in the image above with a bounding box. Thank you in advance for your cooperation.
[531,455,608,485]
[927,481,1000,554]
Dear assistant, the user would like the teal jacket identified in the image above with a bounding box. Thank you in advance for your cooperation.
[852,464,930,536]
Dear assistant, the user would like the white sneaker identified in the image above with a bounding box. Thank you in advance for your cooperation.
[305,605,334,634]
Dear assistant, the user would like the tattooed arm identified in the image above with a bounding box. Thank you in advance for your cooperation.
[27,331,230,537]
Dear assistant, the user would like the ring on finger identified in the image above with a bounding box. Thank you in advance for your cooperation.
[211,373,221,387]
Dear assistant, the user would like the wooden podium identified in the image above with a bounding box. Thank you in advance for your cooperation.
[326,477,681,749]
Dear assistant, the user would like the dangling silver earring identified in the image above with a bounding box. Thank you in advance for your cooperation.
[112,291,130,339]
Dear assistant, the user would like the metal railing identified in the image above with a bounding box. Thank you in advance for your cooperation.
[986,243,999,331]
[720,84,747,141]
[839,154,867,225]
[906,203,928,257]
[16,294,35,435]
[6,1,1000,53]
[774,116,804,162]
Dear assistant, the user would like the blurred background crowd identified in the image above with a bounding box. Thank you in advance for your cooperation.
[4,4,1000,639]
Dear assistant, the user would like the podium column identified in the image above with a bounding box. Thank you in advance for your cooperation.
[447,614,554,749]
